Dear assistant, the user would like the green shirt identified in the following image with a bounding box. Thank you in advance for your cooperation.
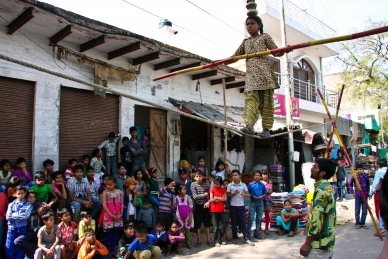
[149,178,159,196]
[306,179,336,251]
[30,184,54,203]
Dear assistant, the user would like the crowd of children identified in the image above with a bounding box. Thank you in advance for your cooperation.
[0,129,305,259]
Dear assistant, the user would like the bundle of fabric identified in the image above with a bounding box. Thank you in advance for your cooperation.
[270,192,288,228]
[289,185,309,228]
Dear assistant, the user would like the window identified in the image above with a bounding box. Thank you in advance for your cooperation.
[293,59,316,102]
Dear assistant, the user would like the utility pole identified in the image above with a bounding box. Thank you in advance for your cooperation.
[279,0,295,190]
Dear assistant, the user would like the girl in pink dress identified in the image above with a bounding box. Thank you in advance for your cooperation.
[173,184,193,250]
[167,221,186,256]
[99,176,124,253]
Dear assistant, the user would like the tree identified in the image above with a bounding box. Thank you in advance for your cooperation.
[335,19,388,146]
[336,19,388,105]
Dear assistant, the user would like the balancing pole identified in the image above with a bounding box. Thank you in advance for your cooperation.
[153,26,388,81]
[317,89,383,241]
[325,85,345,158]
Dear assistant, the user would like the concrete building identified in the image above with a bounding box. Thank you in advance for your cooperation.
[0,0,340,186]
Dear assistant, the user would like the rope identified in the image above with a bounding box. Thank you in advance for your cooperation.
[0,53,328,139]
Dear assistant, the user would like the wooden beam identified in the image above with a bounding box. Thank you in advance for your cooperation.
[170,62,201,73]
[210,76,235,85]
[154,58,180,71]
[108,41,141,60]
[226,81,245,89]
[49,25,72,44]
[192,70,217,80]
[80,35,105,52]
[7,7,34,35]
[131,51,160,66]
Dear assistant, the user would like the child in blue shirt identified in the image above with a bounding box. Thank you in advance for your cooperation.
[124,226,161,259]
[5,186,33,259]
[151,220,168,252]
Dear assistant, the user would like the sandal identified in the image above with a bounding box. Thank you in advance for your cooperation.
[256,131,271,138]
[215,242,221,247]
[361,225,369,229]
[220,239,227,245]
[208,241,214,247]
[374,230,386,236]
[277,230,285,236]
[288,231,295,237]
[355,225,361,229]
[245,240,255,246]
[194,242,202,247]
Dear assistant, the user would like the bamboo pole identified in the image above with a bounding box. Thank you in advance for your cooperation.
[153,26,388,81]
[325,85,345,158]
[317,89,383,241]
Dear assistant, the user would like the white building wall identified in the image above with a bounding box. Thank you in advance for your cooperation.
[0,23,245,174]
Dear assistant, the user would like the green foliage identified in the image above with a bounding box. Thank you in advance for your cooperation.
[336,19,388,105]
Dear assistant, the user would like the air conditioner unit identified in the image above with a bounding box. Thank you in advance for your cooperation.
[173,120,182,135]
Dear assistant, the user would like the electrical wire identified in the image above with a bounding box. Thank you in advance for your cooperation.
[318,0,342,34]
[185,0,246,38]
[121,0,234,52]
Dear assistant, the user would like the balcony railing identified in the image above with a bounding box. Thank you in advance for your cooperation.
[257,0,336,39]
[274,72,338,108]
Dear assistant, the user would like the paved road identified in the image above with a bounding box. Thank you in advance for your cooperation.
[166,194,385,259]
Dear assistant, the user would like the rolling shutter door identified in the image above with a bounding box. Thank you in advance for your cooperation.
[59,87,119,171]
[0,76,34,168]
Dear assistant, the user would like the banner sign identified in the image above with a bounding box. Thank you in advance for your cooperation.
[274,94,300,119]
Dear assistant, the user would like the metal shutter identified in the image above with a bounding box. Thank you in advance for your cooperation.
[0,76,34,168]
[59,87,119,171]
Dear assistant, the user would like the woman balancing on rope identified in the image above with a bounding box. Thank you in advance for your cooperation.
[234,15,289,138]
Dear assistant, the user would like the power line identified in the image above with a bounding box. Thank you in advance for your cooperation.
[318,0,342,34]
[185,0,246,38]
[121,0,234,52]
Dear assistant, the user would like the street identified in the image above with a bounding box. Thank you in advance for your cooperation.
[165,194,385,259]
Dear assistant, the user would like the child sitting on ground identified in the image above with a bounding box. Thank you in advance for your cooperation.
[151,220,168,253]
[7,176,21,203]
[58,208,77,259]
[276,199,300,237]
[52,171,68,212]
[30,171,58,212]
[0,159,13,193]
[65,159,78,180]
[117,223,136,259]
[13,157,34,188]
[123,226,161,259]
[78,229,109,259]
[167,221,185,256]
[72,211,96,259]
[34,212,61,259]
[138,197,155,233]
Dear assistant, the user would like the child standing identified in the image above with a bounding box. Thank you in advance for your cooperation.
[5,186,32,259]
[123,178,137,224]
[151,221,168,253]
[120,137,131,173]
[209,176,227,246]
[99,176,124,254]
[0,159,12,193]
[98,131,121,176]
[65,159,77,180]
[222,179,231,241]
[34,212,61,259]
[210,160,228,186]
[144,167,160,222]
[227,170,254,246]
[166,221,185,256]
[260,170,273,235]
[116,162,129,191]
[276,200,300,237]
[196,156,209,184]
[157,178,175,229]
[13,157,34,188]
[175,168,192,196]
[234,15,285,137]
[58,208,77,259]
[349,165,370,229]
[247,171,267,240]
[173,183,193,249]
[91,149,106,178]
[135,170,147,208]
[138,197,155,233]
[190,171,211,247]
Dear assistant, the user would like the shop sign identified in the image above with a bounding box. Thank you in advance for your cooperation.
[273,94,300,119]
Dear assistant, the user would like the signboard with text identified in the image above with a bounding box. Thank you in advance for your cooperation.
[274,94,300,119]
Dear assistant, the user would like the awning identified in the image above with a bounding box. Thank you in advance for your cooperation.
[326,116,352,136]
[168,98,290,132]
